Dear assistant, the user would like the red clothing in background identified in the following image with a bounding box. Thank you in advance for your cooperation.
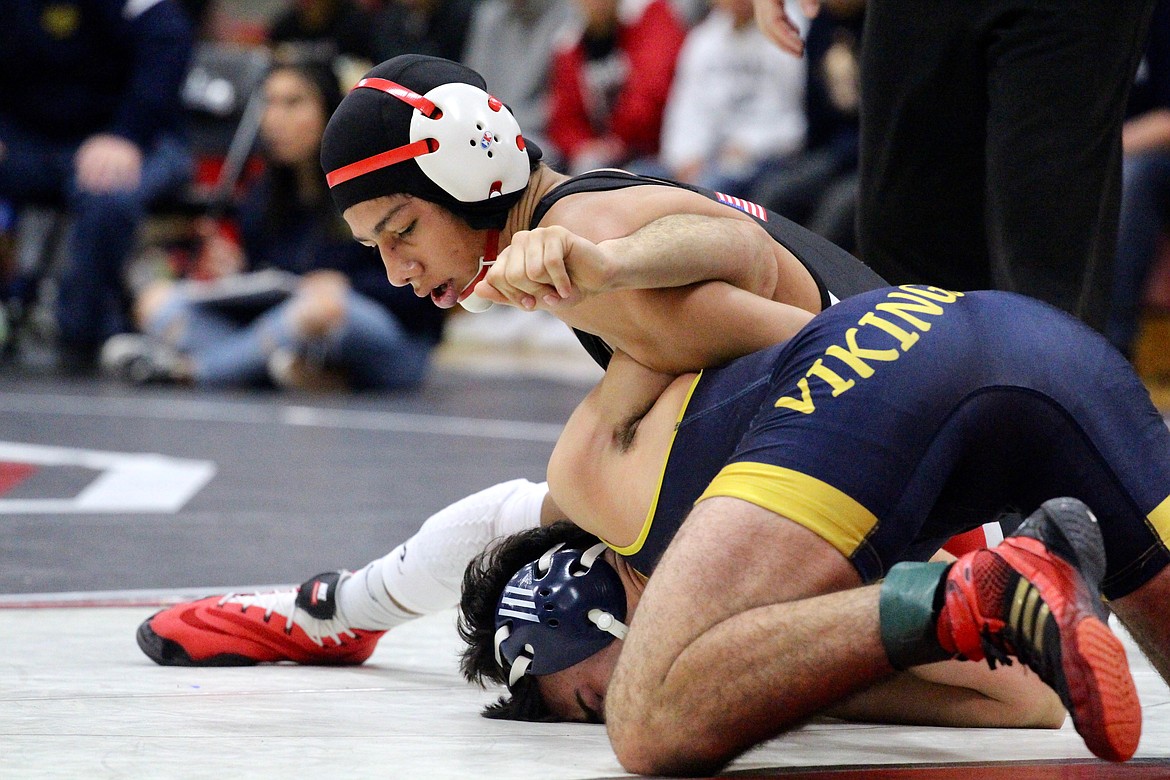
[548,0,685,170]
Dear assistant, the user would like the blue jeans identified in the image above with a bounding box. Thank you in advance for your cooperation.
[0,116,193,347]
[147,287,434,391]
[1106,151,1170,355]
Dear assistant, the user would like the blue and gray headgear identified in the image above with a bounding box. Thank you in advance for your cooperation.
[493,542,629,687]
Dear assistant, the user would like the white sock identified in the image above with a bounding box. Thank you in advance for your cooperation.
[333,564,411,630]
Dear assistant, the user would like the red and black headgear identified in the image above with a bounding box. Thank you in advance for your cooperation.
[320,55,542,230]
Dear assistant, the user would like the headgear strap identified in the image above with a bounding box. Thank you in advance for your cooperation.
[325,139,436,188]
[352,77,440,118]
[493,542,629,686]
[324,78,441,189]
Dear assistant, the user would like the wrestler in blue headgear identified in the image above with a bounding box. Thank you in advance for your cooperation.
[493,541,629,687]
[458,522,635,721]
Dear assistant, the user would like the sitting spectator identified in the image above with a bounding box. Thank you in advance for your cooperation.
[0,0,195,373]
[462,0,576,163]
[1106,0,1170,359]
[101,58,445,392]
[547,0,686,175]
[371,0,478,64]
[656,0,806,196]
[753,0,864,255]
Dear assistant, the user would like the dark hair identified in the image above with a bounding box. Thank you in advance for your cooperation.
[268,54,345,116]
[260,56,347,241]
[457,521,602,721]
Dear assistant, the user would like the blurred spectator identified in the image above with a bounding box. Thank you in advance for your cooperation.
[371,0,478,64]
[656,0,806,196]
[0,0,195,373]
[1107,0,1170,358]
[462,0,576,163]
[102,59,445,392]
[668,0,709,25]
[547,0,686,175]
[177,0,216,38]
[753,0,862,253]
[267,0,380,64]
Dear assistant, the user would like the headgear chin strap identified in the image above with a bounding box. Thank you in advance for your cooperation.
[457,230,500,313]
[493,542,629,688]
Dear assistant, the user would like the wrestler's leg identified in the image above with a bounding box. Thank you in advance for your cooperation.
[606,497,877,775]
[1110,564,1170,685]
[136,479,552,666]
[606,495,1139,774]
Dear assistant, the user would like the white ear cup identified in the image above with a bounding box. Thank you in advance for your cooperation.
[409,82,530,203]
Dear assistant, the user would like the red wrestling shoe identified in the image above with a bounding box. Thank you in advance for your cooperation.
[936,497,1141,762]
[137,571,385,666]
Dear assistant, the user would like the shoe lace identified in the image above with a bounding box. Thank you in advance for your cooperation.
[978,628,1015,671]
[218,590,359,648]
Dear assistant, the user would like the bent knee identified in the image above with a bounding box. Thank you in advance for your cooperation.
[134,280,177,330]
[608,709,733,776]
[290,286,348,338]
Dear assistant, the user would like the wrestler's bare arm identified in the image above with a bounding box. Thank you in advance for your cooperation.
[485,215,785,307]
[598,282,815,373]
[490,184,821,308]
[480,187,821,372]
[826,659,1066,729]
[501,270,814,374]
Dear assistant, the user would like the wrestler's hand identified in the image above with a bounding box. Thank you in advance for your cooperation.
[476,226,616,310]
[74,134,144,193]
[753,0,819,56]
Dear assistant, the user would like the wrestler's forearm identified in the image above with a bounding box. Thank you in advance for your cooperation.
[599,214,779,299]
[615,283,815,373]
[825,660,1065,728]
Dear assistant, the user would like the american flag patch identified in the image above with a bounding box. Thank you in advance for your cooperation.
[716,192,768,221]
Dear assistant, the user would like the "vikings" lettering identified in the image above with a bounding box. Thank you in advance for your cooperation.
[774,285,965,414]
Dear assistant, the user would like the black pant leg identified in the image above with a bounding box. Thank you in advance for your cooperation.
[982,0,1156,331]
[857,0,989,291]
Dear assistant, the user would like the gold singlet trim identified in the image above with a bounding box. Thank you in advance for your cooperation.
[697,462,878,558]
[606,372,704,557]
[1148,493,1170,546]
